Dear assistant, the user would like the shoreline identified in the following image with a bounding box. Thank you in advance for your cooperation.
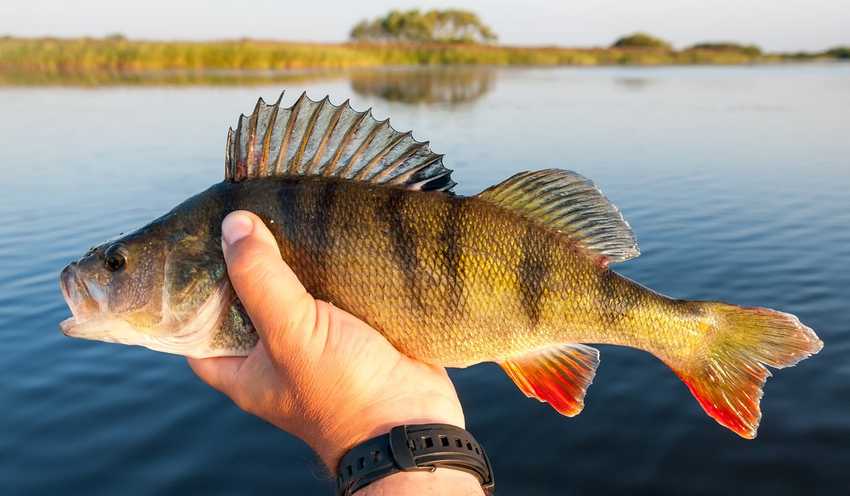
[1,37,846,86]
[2,63,846,88]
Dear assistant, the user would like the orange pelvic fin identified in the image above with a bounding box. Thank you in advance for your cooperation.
[672,303,823,439]
[500,343,600,417]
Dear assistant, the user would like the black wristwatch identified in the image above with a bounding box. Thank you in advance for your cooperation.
[335,423,494,496]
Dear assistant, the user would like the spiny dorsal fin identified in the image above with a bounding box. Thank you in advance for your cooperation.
[225,91,455,192]
[477,169,639,264]
[500,343,600,417]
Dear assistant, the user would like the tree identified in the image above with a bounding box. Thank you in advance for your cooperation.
[611,32,671,50]
[825,46,850,59]
[350,9,497,44]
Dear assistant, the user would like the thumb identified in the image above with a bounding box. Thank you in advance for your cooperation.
[221,210,317,360]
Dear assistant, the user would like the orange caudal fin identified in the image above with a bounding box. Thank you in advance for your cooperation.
[672,303,823,439]
[500,344,600,417]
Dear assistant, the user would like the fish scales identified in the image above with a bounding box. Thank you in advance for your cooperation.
[59,93,821,439]
[214,177,710,368]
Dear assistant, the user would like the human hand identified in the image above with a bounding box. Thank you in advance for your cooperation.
[186,211,468,475]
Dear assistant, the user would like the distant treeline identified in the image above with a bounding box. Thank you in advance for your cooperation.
[0,36,846,84]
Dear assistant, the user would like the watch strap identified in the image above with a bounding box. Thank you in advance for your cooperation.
[335,423,494,496]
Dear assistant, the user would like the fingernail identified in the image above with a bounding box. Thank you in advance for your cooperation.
[222,212,254,246]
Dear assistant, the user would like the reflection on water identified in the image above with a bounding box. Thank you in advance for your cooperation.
[0,67,496,108]
[0,66,497,105]
[0,66,848,495]
[614,76,655,90]
[350,67,495,104]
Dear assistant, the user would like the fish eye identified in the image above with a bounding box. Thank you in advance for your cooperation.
[104,245,126,272]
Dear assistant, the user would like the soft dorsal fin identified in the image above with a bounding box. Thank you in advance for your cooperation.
[477,169,639,264]
[225,91,455,192]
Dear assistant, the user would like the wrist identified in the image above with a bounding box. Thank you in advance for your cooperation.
[311,393,465,470]
[314,410,464,471]
[353,468,484,496]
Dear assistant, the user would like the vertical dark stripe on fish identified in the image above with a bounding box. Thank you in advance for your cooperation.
[215,181,238,239]
[273,179,304,259]
[313,180,339,252]
[518,223,550,328]
[310,180,339,300]
[382,188,424,313]
[439,197,465,308]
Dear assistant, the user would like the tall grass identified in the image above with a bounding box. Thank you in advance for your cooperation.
[0,37,840,85]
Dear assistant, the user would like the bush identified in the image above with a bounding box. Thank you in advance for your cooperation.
[688,42,762,57]
[611,32,671,50]
[825,46,850,59]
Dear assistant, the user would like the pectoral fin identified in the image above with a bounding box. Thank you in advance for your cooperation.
[500,343,600,417]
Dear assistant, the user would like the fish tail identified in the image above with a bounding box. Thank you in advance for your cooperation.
[669,302,822,439]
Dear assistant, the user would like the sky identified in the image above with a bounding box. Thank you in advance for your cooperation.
[1,0,847,52]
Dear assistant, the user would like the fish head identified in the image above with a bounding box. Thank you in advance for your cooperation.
[58,197,250,357]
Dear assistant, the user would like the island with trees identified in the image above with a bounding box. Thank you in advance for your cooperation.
[350,9,497,44]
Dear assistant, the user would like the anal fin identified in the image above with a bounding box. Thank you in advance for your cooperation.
[500,343,600,417]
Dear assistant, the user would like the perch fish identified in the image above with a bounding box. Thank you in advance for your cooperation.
[59,92,822,439]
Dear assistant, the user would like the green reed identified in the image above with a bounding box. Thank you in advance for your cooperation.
[0,37,840,85]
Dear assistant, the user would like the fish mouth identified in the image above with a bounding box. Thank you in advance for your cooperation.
[58,272,234,357]
[58,266,132,342]
[59,264,105,337]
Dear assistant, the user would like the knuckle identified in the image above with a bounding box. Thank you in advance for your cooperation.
[227,241,266,275]
[228,256,277,298]
[289,295,319,336]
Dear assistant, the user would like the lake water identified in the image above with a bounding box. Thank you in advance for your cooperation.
[1,65,848,495]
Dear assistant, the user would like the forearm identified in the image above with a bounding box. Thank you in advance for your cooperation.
[353,468,485,496]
